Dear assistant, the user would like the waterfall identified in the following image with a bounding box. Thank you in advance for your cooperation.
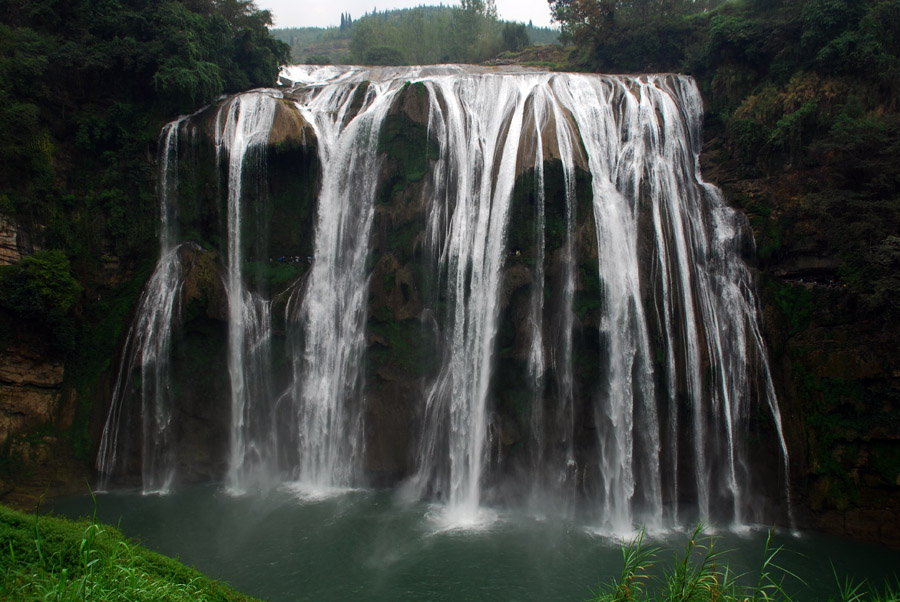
[403,74,539,523]
[283,78,400,492]
[215,92,279,494]
[95,118,187,494]
[98,66,791,531]
[526,83,580,517]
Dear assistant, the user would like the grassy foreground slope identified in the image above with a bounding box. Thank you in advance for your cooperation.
[0,504,260,602]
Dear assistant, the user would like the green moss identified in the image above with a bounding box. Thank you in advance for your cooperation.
[265,144,319,261]
[378,111,439,187]
[573,263,605,322]
[244,260,307,292]
[573,291,602,320]
[367,317,436,378]
[507,161,583,262]
[174,136,220,246]
[573,329,603,384]
[507,169,540,256]
[66,260,155,462]
[170,316,229,409]
[496,376,533,425]
[386,220,421,262]
[765,276,814,335]
[347,81,371,124]
[872,443,900,486]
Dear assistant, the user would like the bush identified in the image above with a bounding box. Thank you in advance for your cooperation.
[0,250,81,319]
[0,250,81,350]
[364,45,405,65]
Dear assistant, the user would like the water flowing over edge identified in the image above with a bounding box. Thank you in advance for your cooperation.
[97,65,793,532]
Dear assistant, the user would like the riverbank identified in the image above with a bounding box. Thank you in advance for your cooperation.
[0,502,260,602]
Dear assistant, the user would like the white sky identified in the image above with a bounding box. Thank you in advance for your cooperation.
[255,1,556,29]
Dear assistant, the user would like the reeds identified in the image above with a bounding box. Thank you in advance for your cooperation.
[590,525,900,602]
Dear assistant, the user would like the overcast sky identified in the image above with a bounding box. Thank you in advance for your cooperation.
[255,1,556,29]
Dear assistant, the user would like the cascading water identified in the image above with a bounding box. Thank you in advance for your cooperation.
[283,76,401,492]
[98,66,791,532]
[522,84,580,518]
[95,118,187,494]
[406,74,533,523]
[215,92,279,494]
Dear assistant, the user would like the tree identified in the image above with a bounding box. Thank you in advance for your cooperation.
[548,0,615,44]
[501,22,530,52]
[461,0,498,19]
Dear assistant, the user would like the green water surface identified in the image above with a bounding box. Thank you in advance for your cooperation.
[49,486,900,601]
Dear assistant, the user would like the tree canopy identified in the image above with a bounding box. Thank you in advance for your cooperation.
[0,0,290,353]
[274,5,558,66]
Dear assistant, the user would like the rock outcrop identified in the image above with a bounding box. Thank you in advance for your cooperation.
[703,135,900,546]
[0,341,63,447]
[0,213,25,266]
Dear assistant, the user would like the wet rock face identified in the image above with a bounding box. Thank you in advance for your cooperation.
[171,245,231,483]
[704,140,900,546]
[358,79,609,491]
[0,214,24,266]
[363,82,436,482]
[0,327,86,510]
[0,339,64,447]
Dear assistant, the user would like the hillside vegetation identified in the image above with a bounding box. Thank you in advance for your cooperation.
[273,3,559,65]
[0,0,288,499]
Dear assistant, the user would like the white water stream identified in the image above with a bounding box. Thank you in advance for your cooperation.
[97,66,791,531]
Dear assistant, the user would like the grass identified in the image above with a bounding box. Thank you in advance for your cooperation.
[0,499,261,602]
[589,525,900,602]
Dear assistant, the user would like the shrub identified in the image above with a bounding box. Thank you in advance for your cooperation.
[0,250,81,350]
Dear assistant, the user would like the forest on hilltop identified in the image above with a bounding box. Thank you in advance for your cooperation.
[273,3,559,65]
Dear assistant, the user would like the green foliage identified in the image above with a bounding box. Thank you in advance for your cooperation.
[0,251,80,317]
[271,26,352,65]
[0,24,54,210]
[501,23,530,53]
[345,4,551,66]
[368,317,436,377]
[801,0,867,64]
[0,503,261,601]
[585,527,900,602]
[0,0,290,460]
[0,0,293,279]
[593,528,658,601]
[365,45,405,66]
[0,251,81,350]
